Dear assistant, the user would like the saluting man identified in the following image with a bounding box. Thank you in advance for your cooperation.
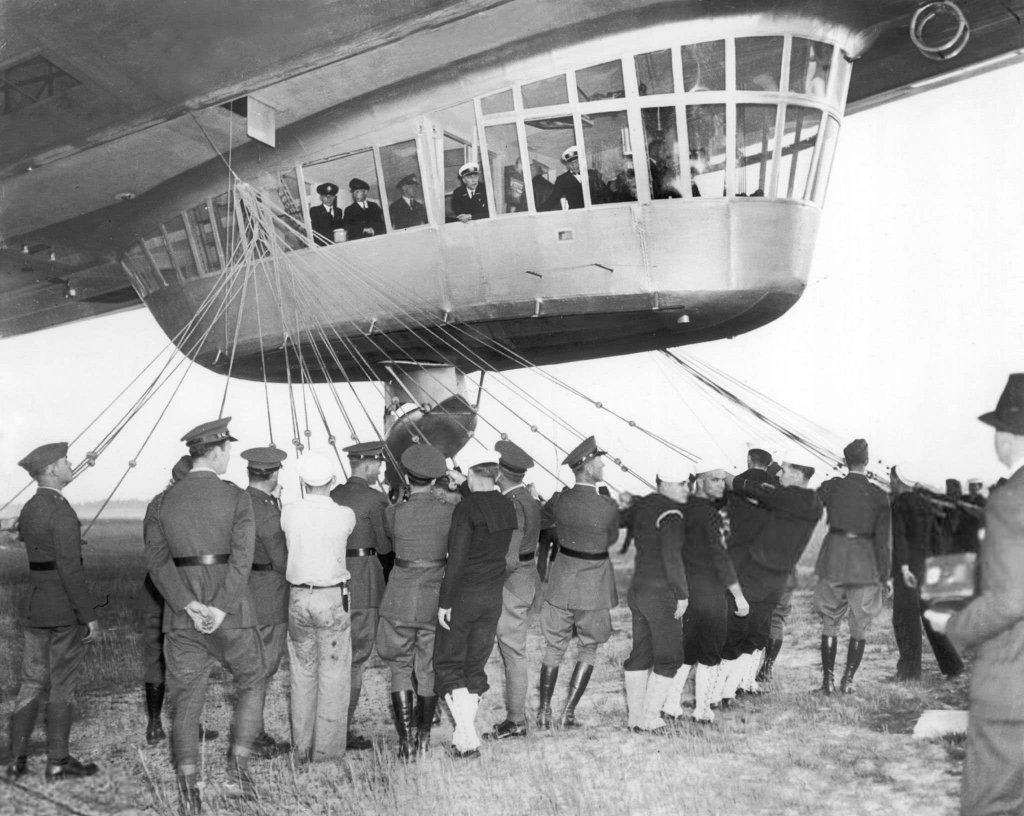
[145,418,265,814]
[537,436,620,729]
[240,446,290,758]
[490,440,542,740]
[7,442,101,781]
[330,440,392,750]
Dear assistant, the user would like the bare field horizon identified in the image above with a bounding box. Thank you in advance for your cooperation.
[1,520,968,815]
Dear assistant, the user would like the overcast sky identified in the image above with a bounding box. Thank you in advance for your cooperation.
[2,61,1022,512]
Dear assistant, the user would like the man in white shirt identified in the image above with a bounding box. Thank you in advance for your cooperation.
[281,451,356,761]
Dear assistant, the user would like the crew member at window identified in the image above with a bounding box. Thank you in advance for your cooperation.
[342,178,387,241]
[451,163,489,222]
[309,182,345,245]
[389,175,428,230]
[542,145,608,211]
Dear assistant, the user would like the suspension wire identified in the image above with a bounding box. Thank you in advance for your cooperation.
[253,260,275,445]
[218,261,252,418]
[653,353,734,465]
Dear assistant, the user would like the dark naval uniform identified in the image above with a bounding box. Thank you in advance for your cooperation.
[541,169,609,210]
[342,200,386,240]
[623,494,688,677]
[389,196,428,229]
[450,183,489,220]
[330,472,391,724]
[8,442,101,778]
[725,466,773,573]
[309,203,344,244]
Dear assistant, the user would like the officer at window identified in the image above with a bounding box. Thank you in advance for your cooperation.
[309,182,345,245]
[342,178,387,240]
[542,145,609,211]
[451,162,489,222]
[389,175,428,230]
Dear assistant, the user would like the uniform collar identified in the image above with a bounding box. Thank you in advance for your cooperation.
[573,482,598,492]
[347,476,369,487]
[37,486,63,496]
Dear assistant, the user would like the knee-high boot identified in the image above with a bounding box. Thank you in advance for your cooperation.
[390,691,416,759]
[839,639,866,694]
[415,695,437,756]
[757,639,783,684]
[536,665,559,730]
[145,683,166,745]
[819,635,837,695]
[559,663,593,728]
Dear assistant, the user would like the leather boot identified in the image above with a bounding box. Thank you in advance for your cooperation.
[6,697,40,776]
[819,636,838,695]
[45,702,99,780]
[559,662,593,728]
[536,664,559,730]
[390,691,416,759]
[145,683,166,745]
[839,638,866,694]
[757,639,783,684]
[415,695,437,756]
[176,773,202,816]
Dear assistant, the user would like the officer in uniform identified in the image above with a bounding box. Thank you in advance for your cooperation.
[622,461,689,733]
[450,162,489,222]
[309,182,344,245]
[145,418,265,814]
[7,442,101,780]
[342,177,387,240]
[434,462,518,757]
[329,440,391,750]
[541,145,609,210]
[376,444,455,758]
[537,436,620,729]
[389,174,429,229]
[814,438,892,695]
[240,446,290,757]
[490,440,542,740]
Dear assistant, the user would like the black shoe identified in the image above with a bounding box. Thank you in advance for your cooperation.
[4,756,28,778]
[146,718,166,745]
[347,732,373,751]
[252,731,289,759]
[199,725,219,741]
[45,756,99,781]
[449,747,481,760]
[487,719,527,740]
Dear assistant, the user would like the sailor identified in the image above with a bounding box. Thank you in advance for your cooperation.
[541,145,609,210]
[434,462,518,758]
[140,455,219,747]
[376,444,455,758]
[489,440,542,740]
[282,451,355,762]
[814,438,892,695]
[536,436,620,729]
[145,418,265,813]
[6,442,101,781]
[240,446,290,757]
[342,177,387,240]
[309,181,345,245]
[450,162,489,222]
[329,439,392,750]
[622,460,689,733]
[718,451,823,702]
[389,174,428,229]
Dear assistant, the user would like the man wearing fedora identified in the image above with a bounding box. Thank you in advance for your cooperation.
[342,177,386,240]
[389,174,428,229]
[309,182,345,245]
[928,374,1024,816]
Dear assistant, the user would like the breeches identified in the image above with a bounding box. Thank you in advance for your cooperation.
[540,601,611,667]
[769,573,797,641]
[142,608,165,685]
[814,580,883,639]
[433,590,502,698]
[16,626,85,708]
[623,590,684,676]
[376,615,436,695]
[496,585,534,721]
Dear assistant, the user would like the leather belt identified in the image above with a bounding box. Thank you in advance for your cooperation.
[518,551,536,562]
[173,554,230,567]
[828,527,869,540]
[29,561,57,571]
[557,544,609,561]
[250,562,274,572]
[288,580,348,590]
[394,557,446,568]
[346,548,377,557]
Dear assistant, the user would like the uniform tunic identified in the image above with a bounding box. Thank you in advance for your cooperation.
[140,493,168,686]
[342,201,386,240]
[389,197,428,229]
[540,483,619,666]
[433,491,517,697]
[309,204,344,244]
[450,183,489,220]
[725,467,773,572]
[681,496,737,667]
[376,491,455,695]
[623,493,688,676]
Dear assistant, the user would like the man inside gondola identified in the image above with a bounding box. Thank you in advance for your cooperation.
[309,182,345,245]
[542,145,608,210]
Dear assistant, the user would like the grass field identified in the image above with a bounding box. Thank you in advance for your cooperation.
[0,520,969,816]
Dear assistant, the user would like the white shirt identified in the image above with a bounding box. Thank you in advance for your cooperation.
[281,494,355,585]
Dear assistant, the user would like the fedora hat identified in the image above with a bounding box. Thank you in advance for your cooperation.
[979,374,1024,434]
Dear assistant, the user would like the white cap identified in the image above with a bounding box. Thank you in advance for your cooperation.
[298,451,335,487]
[458,162,480,177]
[656,459,690,484]
[694,460,731,477]
[561,145,579,162]
[780,448,814,470]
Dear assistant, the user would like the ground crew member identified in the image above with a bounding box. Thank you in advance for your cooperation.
[330,440,391,750]
[145,418,265,814]
[490,440,542,740]
[814,438,892,695]
[376,444,454,758]
[622,461,689,733]
[282,451,355,762]
[434,462,518,758]
[6,442,101,781]
[537,436,619,729]
[241,446,290,757]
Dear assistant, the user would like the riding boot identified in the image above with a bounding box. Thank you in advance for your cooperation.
[819,635,838,695]
[559,662,593,728]
[839,638,866,694]
[145,683,166,745]
[415,695,437,756]
[390,690,416,759]
[6,697,40,777]
[758,638,783,684]
[536,664,559,730]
